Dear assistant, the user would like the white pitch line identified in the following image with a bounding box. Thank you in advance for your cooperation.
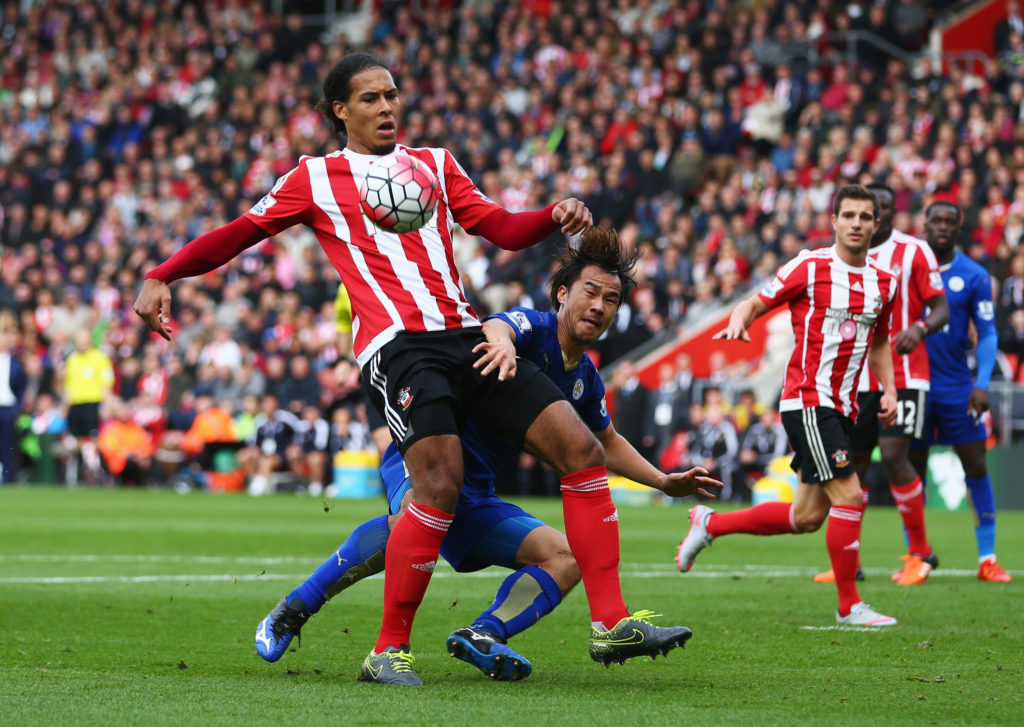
[0,554,316,565]
[799,625,898,632]
[0,566,1010,585]
[0,570,486,585]
[1,556,1010,579]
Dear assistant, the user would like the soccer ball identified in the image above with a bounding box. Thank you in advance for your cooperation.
[358,152,441,233]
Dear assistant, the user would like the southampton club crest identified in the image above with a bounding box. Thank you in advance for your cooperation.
[397,386,414,411]
[832,449,849,468]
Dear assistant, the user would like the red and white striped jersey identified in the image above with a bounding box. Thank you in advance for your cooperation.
[757,247,898,419]
[858,229,945,392]
[243,145,501,367]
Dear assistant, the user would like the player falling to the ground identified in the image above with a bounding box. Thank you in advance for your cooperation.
[907,202,1011,583]
[678,184,901,626]
[255,228,718,681]
[815,183,949,587]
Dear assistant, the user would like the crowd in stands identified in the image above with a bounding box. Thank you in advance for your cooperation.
[2,0,1024,493]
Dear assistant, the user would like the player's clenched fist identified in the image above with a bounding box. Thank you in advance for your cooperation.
[552,198,593,236]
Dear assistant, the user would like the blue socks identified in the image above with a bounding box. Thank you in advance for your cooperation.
[288,514,390,613]
[472,564,563,641]
[966,476,997,559]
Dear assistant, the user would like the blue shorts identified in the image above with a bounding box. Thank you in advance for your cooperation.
[915,396,986,448]
[383,451,545,573]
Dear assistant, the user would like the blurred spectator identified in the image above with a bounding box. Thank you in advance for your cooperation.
[999,255,1024,322]
[237,393,301,495]
[685,402,740,501]
[62,329,113,484]
[289,404,330,496]
[999,308,1024,365]
[995,0,1024,49]
[97,397,154,486]
[328,406,372,457]
[737,407,789,495]
[277,354,319,411]
[0,329,26,483]
[48,287,92,341]
[609,360,656,464]
[647,362,691,461]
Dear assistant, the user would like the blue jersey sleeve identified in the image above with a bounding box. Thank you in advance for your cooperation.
[487,308,550,354]
[970,268,997,390]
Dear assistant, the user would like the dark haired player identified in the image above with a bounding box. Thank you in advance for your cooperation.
[908,203,1011,582]
[135,53,689,684]
[254,228,717,681]
[679,185,901,626]
[813,183,948,586]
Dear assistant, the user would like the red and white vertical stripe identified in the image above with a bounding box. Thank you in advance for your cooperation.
[246,145,501,368]
[859,230,944,391]
[774,248,897,419]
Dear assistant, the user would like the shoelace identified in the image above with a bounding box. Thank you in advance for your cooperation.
[385,650,416,673]
[627,609,662,624]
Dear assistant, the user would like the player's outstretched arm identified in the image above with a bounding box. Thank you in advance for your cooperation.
[466,198,591,252]
[472,318,519,381]
[711,293,770,341]
[868,332,898,427]
[134,217,268,339]
[596,423,721,498]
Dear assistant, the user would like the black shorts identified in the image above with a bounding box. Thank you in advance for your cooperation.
[362,328,564,454]
[849,389,927,451]
[781,407,855,485]
[67,402,100,438]
[360,376,388,432]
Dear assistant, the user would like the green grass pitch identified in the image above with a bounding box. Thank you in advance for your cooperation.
[1,487,1021,726]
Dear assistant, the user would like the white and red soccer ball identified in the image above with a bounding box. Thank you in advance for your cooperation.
[359,152,441,233]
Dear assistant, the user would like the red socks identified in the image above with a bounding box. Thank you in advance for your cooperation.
[374,502,452,652]
[890,476,931,556]
[827,505,863,616]
[706,502,796,537]
[560,466,629,629]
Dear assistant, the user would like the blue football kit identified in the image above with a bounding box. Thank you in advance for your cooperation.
[382,307,611,572]
[919,251,1000,561]
[922,252,997,446]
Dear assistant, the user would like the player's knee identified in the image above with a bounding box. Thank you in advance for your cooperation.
[565,433,605,473]
[961,458,987,480]
[541,548,580,594]
[413,475,460,511]
[879,446,913,481]
[793,509,827,533]
[405,436,463,510]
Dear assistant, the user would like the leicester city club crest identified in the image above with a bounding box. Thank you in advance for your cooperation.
[572,379,584,400]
